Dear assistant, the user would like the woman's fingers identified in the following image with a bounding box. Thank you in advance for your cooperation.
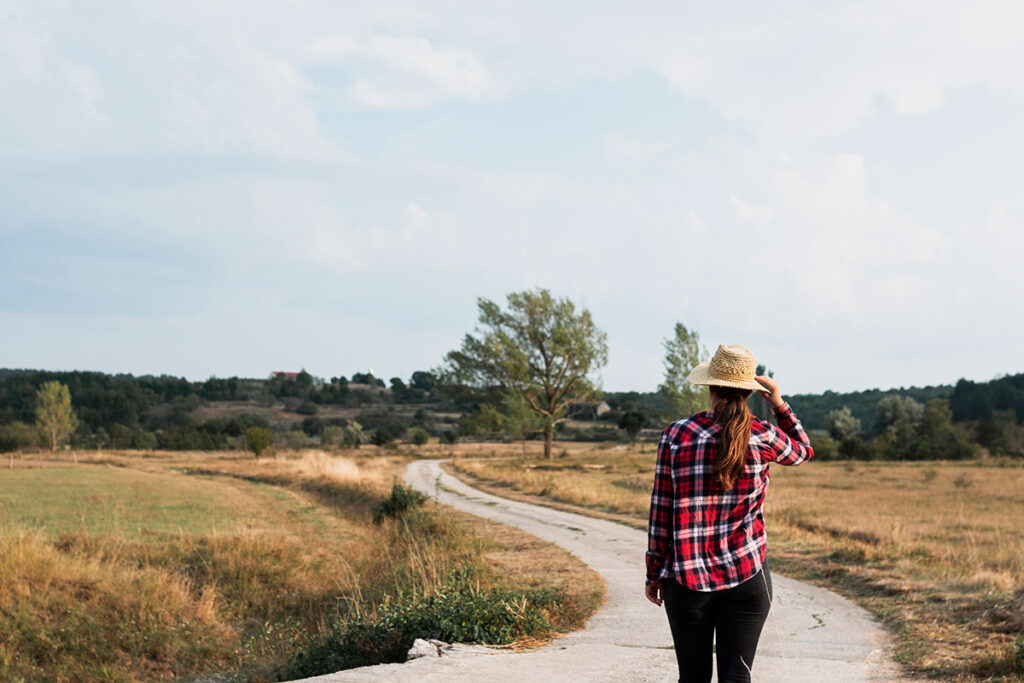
[645,583,663,606]
[756,375,784,408]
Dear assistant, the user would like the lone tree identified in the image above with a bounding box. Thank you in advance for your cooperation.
[35,381,79,458]
[658,322,708,420]
[618,408,649,445]
[442,289,608,459]
[245,426,273,456]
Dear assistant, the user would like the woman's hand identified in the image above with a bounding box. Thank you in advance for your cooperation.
[645,580,663,606]
[755,375,784,409]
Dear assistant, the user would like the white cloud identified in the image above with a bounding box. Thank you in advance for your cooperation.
[602,133,674,163]
[729,196,774,227]
[685,209,708,235]
[312,35,497,109]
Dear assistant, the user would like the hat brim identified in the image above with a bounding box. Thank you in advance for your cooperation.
[687,362,765,392]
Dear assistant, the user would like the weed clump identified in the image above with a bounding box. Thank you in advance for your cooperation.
[278,566,558,678]
[373,481,428,522]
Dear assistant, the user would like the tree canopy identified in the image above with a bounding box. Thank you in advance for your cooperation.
[35,381,78,455]
[658,322,708,420]
[441,289,608,458]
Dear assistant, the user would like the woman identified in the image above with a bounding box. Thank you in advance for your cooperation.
[644,344,814,683]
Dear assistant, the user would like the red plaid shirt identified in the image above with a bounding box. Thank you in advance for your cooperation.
[646,402,814,591]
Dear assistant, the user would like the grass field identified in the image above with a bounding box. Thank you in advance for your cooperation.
[0,448,604,682]
[447,444,1024,681]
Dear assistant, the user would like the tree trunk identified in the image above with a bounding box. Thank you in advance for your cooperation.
[543,427,553,459]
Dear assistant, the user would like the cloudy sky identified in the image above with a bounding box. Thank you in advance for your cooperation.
[2,1,1022,394]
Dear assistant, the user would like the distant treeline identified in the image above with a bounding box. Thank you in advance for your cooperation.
[785,373,1024,433]
[0,368,437,431]
[786,384,952,432]
[1,367,1022,458]
[0,368,441,452]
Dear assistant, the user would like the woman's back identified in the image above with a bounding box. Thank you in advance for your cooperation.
[647,403,814,591]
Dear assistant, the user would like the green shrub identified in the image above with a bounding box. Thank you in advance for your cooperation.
[278,430,310,449]
[321,425,346,447]
[0,422,40,452]
[278,567,556,678]
[408,427,430,446]
[370,429,393,447]
[342,422,364,449]
[438,430,458,445]
[372,482,427,523]
[244,427,273,456]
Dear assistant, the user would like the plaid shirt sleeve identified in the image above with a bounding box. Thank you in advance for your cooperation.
[763,401,815,465]
[646,423,678,584]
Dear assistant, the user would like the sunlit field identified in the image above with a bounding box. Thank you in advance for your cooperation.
[448,443,1024,681]
[0,447,603,682]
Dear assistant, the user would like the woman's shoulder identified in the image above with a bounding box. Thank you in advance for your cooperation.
[661,411,715,438]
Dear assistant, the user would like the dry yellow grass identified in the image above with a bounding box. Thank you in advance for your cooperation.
[449,443,1024,681]
[0,448,604,681]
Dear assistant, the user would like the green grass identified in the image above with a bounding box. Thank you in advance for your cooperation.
[0,468,308,538]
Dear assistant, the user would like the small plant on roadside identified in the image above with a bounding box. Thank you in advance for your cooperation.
[372,481,428,523]
[278,566,557,678]
[245,426,273,456]
[953,473,974,489]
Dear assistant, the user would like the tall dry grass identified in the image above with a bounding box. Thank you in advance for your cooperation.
[0,448,604,681]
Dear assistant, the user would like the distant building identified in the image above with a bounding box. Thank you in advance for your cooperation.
[594,401,612,417]
[272,371,299,379]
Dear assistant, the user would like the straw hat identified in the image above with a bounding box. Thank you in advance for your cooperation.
[687,344,764,391]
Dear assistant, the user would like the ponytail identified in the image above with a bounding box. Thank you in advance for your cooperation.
[711,387,753,492]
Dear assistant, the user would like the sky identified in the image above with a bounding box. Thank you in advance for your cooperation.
[1,1,1022,395]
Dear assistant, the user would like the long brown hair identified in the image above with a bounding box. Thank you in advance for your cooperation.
[709,386,753,491]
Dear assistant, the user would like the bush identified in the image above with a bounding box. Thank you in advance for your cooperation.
[372,481,428,523]
[438,430,458,445]
[132,430,158,450]
[342,422,364,449]
[302,417,326,436]
[370,429,393,447]
[809,433,838,461]
[355,409,409,441]
[245,426,273,456]
[839,436,877,460]
[278,567,555,678]
[408,427,430,447]
[278,430,311,449]
[321,425,345,447]
[0,422,40,452]
[297,401,319,416]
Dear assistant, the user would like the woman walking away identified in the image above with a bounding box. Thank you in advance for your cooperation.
[644,344,814,683]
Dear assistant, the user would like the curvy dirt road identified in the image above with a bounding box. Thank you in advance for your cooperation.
[297,459,905,682]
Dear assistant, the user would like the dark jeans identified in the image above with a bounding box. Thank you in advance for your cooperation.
[662,565,773,683]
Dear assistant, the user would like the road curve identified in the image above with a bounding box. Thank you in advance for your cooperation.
[296,459,904,682]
